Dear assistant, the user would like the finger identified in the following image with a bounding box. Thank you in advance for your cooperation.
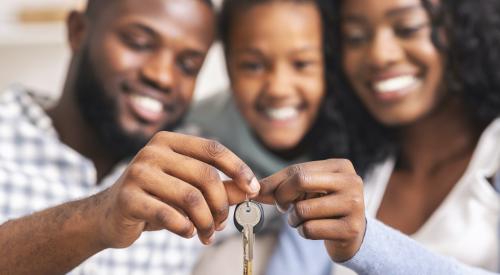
[152,132,259,195]
[259,159,357,197]
[274,172,362,212]
[288,194,357,227]
[297,217,364,242]
[159,151,229,229]
[134,167,216,244]
[224,180,275,205]
[128,191,196,239]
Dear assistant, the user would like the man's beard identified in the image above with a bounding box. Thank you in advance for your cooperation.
[74,49,182,161]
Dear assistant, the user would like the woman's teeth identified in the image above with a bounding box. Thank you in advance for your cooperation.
[373,75,420,93]
[265,106,299,120]
[130,94,163,114]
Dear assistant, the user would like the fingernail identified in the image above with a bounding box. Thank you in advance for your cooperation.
[249,177,260,193]
[275,201,290,214]
[216,220,227,231]
[190,228,197,238]
[205,234,215,245]
[297,226,305,238]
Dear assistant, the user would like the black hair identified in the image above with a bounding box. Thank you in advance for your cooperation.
[219,0,316,51]
[85,0,214,18]
[317,0,500,176]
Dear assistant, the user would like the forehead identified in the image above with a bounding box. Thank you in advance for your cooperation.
[93,0,215,48]
[231,3,322,49]
[341,0,424,19]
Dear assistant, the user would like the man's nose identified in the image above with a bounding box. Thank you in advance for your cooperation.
[141,50,175,92]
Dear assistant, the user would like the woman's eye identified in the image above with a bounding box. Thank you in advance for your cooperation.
[395,23,428,38]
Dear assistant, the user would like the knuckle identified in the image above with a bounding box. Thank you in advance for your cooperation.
[301,222,316,239]
[213,204,229,221]
[203,140,227,158]
[293,171,310,189]
[199,166,220,184]
[236,162,253,181]
[182,189,205,209]
[344,219,363,240]
[153,131,171,142]
[127,163,149,181]
[155,208,171,226]
[287,164,304,177]
[294,201,312,221]
[336,159,355,173]
[178,220,194,237]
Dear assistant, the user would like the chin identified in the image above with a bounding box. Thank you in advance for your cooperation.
[263,137,301,152]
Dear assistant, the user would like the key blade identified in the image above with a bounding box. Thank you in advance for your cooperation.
[244,224,254,261]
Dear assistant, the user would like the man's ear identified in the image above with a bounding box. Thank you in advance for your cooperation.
[66,11,88,53]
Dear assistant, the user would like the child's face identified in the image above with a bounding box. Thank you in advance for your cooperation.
[226,2,324,152]
[341,0,445,126]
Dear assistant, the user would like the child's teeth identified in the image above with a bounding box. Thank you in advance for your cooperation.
[374,75,419,93]
[131,95,163,113]
[266,107,299,120]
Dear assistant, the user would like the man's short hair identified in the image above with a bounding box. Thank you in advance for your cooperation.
[85,0,214,18]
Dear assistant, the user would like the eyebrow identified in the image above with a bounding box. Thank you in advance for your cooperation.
[386,4,423,18]
[342,4,423,23]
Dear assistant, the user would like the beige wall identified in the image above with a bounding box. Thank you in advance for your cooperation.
[0,0,228,101]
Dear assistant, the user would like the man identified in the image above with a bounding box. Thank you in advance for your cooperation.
[0,0,260,274]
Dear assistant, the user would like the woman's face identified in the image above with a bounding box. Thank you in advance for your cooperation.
[226,2,324,151]
[341,0,444,126]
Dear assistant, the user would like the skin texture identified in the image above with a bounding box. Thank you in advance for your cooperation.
[222,1,366,262]
[258,159,366,262]
[340,0,482,237]
[49,0,216,180]
[226,2,325,154]
[341,0,444,126]
[0,1,265,274]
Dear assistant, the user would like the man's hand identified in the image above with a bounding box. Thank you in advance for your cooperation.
[97,131,259,248]
[258,159,366,262]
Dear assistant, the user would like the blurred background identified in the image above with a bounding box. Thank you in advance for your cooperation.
[0,0,227,100]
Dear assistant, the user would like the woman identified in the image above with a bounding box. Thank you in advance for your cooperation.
[314,0,500,273]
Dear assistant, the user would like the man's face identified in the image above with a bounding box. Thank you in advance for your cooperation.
[72,0,215,158]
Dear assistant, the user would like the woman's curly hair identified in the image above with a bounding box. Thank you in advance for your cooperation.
[312,0,500,176]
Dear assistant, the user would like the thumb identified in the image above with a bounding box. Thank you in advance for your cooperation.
[224,180,275,205]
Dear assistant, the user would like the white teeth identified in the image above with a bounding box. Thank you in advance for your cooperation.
[373,75,420,93]
[130,94,163,113]
[265,107,299,120]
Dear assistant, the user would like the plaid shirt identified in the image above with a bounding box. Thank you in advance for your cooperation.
[0,86,202,275]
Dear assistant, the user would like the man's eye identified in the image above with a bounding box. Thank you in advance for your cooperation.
[179,59,201,76]
[121,34,154,51]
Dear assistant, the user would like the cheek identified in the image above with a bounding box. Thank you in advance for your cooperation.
[230,75,262,114]
[92,34,143,80]
[342,51,362,85]
[302,78,325,113]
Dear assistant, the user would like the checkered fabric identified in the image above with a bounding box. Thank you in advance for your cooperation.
[0,86,202,275]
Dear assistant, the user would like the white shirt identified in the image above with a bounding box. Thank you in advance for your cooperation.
[363,118,500,271]
[0,87,202,275]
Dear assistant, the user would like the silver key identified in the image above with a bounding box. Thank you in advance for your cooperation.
[234,200,264,275]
